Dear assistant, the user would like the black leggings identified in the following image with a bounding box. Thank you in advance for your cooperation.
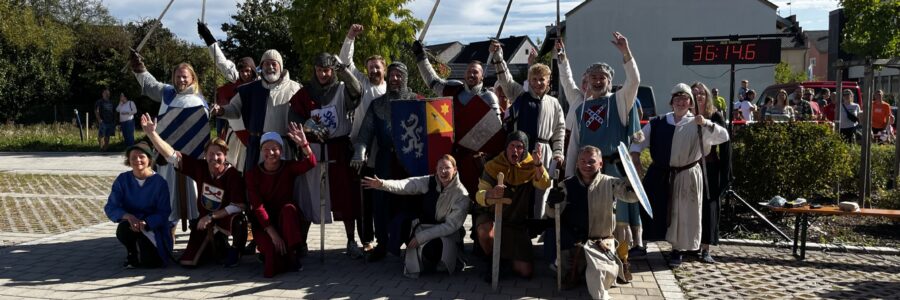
[116,222,163,268]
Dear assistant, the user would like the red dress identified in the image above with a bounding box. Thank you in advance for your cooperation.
[245,153,317,277]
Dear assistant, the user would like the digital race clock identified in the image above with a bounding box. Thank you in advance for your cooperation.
[682,39,781,65]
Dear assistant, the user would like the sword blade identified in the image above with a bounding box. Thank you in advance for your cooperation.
[495,0,514,40]
[418,0,440,41]
[120,0,177,72]
[201,0,207,23]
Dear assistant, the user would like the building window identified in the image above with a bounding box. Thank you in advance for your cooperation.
[809,57,816,67]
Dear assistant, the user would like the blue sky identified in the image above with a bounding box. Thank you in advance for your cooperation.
[105,0,840,46]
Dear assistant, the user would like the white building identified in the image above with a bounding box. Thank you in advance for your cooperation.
[564,0,779,114]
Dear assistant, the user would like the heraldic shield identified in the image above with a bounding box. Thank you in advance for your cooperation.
[391,98,454,177]
[157,106,211,159]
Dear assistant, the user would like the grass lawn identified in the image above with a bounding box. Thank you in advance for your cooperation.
[0,122,218,152]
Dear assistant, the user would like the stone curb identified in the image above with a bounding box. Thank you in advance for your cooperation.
[720,238,900,256]
[20,222,110,246]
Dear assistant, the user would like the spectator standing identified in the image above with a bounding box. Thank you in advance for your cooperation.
[116,93,137,146]
[95,88,116,151]
[838,89,861,142]
[735,89,757,122]
[765,89,795,121]
[711,88,727,112]
[737,80,749,101]
[871,90,893,135]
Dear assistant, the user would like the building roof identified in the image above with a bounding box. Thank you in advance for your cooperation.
[425,41,462,55]
[450,35,534,64]
[805,30,828,53]
[539,21,565,57]
[567,0,778,17]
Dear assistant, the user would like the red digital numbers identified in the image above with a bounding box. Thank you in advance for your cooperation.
[705,45,716,61]
[745,43,756,60]
[693,45,703,61]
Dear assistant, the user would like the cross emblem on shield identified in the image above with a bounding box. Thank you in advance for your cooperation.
[583,104,606,131]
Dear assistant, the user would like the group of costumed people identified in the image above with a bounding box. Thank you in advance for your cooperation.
[103,20,729,298]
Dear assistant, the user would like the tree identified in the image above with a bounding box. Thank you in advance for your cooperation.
[11,0,117,26]
[0,2,75,122]
[774,62,807,84]
[839,0,900,59]
[219,0,300,76]
[287,0,423,86]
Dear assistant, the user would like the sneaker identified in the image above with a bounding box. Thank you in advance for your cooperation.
[242,240,257,255]
[668,251,683,268]
[700,250,716,264]
[224,248,241,268]
[364,246,387,262]
[346,242,364,259]
[628,246,648,258]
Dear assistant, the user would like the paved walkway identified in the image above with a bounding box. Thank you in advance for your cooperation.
[0,152,127,176]
[3,152,899,299]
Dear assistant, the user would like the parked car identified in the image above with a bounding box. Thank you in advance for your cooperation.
[612,85,656,120]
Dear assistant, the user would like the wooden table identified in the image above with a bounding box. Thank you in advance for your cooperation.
[768,205,900,260]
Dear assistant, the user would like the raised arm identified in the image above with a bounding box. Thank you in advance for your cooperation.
[489,41,525,101]
[130,51,166,103]
[139,113,179,167]
[413,41,458,96]
[556,40,585,106]
[611,32,640,125]
[199,22,240,83]
[339,24,366,81]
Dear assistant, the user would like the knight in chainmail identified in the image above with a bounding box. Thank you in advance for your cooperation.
[289,52,363,258]
[352,62,421,261]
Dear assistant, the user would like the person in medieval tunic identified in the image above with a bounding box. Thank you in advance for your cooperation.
[352,62,422,262]
[289,52,363,258]
[558,32,644,280]
[548,145,639,299]
[340,24,388,253]
[361,154,468,279]
[246,127,317,278]
[630,83,729,267]
[198,22,258,173]
[212,49,302,172]
[412,40,506,255]
[489,41,565,224]
[105,141,173,269]
[475,131,552,279]
[140,113,247,268]
[130,53,207,228]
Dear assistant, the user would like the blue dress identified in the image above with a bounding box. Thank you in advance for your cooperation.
[104,171,174,264]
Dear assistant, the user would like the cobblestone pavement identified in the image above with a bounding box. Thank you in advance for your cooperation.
[659,242,900,299]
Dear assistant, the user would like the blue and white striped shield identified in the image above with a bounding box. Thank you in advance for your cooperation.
[157,106,210,159]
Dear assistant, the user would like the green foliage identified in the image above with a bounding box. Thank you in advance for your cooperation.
[839,0,900,58]
[774,62,807,84]
[10,0,117,26]
[839,143,896,197]
[0,2,75,122]
[220,0,300,76]
[286,0,425,90]
[732,122,852,201]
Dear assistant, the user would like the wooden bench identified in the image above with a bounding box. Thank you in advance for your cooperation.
[768,205,900,260]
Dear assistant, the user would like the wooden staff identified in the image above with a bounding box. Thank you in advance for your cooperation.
[490,172,512,291]
[553,169,562,291]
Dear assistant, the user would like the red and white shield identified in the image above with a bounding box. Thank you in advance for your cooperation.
[582,104,607,131]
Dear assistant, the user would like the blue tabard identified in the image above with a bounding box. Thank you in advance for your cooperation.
[648,115,675,168]
[507,93,542,148]
[575,94,641,162]
[236,80,271,170]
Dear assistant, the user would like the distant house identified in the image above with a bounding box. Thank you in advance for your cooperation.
[445,35,537,87]
[425,41,464,64]
[562,0,779,113]
[805,30,829,80]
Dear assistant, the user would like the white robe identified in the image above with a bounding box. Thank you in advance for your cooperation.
[630,112,729,250]
[340,37,386,168]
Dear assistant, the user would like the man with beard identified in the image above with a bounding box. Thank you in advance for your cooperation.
[412,40,506,255]
[340,24,387,253]
[198,22,259,173]
[130,53,208,229]
[352,62,421,261]
[140,113,247,268]
[548,145,639,298]
[212,49,302,171]
[475,131,552,279]
[557,33,643,281]
[289,52,363,258]
[489,40,565,232]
